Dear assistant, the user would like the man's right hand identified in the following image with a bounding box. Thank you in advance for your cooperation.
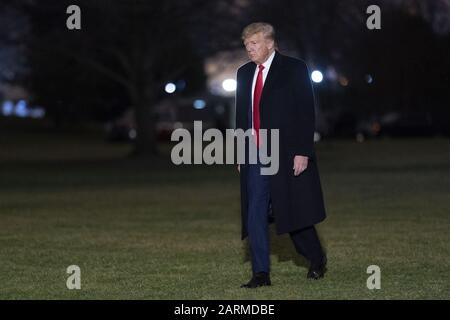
[237,165,240,173]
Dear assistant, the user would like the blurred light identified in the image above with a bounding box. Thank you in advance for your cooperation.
[128,129,137,140]
[222,79,236,92]
[2,101,14,116]
[193,99,206,110]
[1,100,46,119]
[165,82,176,94]
[30,108,45,119]
[338,76,349,86]
[356,133,365,142]
[365,74,373,84]
[311,70,323,83]
[15,100,28,117]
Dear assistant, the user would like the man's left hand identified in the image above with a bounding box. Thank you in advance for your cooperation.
[293,155,308,176]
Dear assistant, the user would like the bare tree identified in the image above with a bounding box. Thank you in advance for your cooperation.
[22,0,244,156]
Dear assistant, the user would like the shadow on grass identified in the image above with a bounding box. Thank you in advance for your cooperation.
[240,224,329,272]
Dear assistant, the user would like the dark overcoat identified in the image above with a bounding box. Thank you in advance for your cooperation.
[235,51,327,240]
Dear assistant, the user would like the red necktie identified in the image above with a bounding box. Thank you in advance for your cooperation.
[253,64,265,147]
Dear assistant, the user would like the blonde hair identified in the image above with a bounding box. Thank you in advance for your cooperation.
[241,22,276,42]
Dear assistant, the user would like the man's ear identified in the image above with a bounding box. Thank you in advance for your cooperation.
[269,40,275,50]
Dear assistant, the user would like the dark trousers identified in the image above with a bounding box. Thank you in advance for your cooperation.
[246,162,325,274]
[289,226,325,268]
[247,162,271,274]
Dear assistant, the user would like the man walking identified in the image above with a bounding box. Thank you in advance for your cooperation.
[235,22,328,288]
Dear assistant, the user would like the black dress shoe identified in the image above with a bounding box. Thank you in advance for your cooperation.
[240,272,271,288]
[307,256,327,280]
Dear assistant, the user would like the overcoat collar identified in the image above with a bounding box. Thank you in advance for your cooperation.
[243,50,283,107]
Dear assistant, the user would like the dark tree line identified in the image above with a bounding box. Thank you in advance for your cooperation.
[2,0,449,151]
[12,0,245,156]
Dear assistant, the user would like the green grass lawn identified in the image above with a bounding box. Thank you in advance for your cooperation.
[0,126,449,299]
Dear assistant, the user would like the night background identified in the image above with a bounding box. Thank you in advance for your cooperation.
[0,0,449,299]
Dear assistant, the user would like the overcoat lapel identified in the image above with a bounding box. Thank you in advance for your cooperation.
[260,51,282,110]
[242,51,282,128]
[242,62,256,129]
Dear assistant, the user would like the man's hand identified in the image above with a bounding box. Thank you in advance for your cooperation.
[293,155,308,176]
[237,164,240,173]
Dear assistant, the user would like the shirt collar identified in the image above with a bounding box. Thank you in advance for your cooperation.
[259,50,276,70]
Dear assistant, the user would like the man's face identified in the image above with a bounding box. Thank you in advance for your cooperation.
[243,32,274,65]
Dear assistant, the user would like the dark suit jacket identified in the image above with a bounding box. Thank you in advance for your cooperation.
[235,51,327,240]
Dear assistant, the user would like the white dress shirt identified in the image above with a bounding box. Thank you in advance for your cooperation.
[251,50,276,132]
